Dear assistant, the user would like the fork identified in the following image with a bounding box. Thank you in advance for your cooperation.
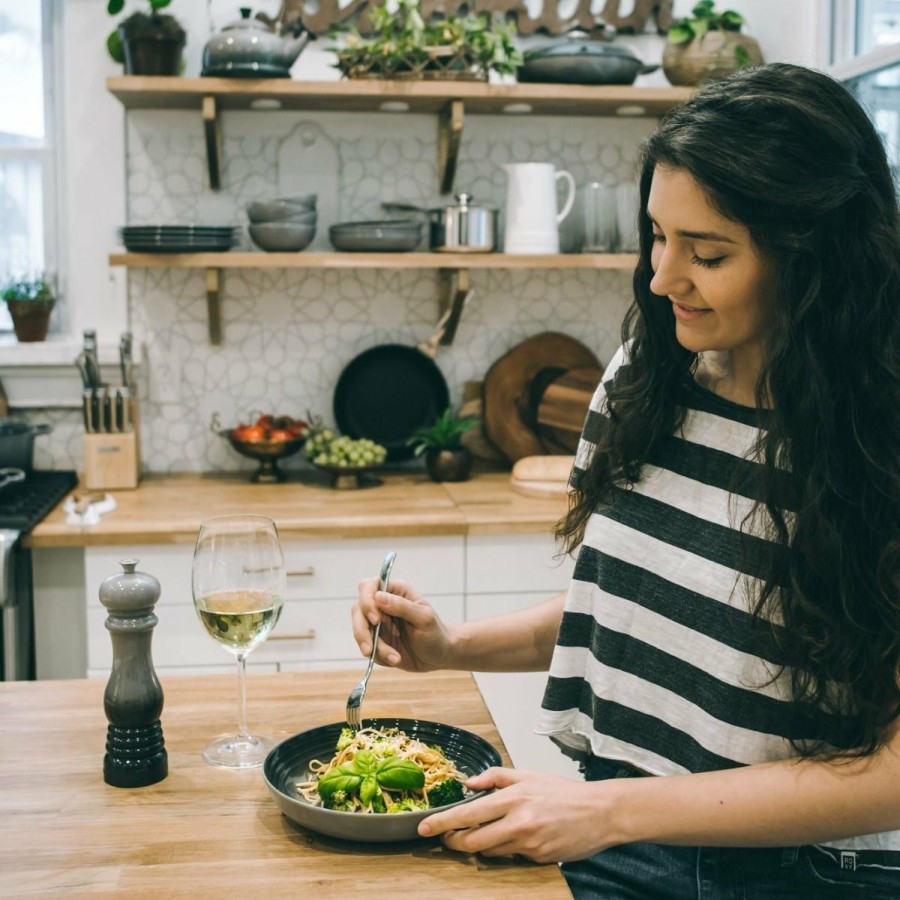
[346,551,397,731]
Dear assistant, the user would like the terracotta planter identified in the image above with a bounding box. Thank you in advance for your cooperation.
[6,300,54,343]
[662,31,763,86]
[424,447,473,482]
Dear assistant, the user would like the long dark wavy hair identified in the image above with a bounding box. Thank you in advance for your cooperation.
[557,63,900,758]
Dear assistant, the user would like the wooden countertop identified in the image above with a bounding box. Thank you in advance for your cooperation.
[25,471,569,548]
[0,668,569,897]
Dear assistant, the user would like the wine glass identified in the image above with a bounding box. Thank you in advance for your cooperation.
[191,514,286,768]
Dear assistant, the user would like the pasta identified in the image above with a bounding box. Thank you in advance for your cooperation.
[298,726,466,814]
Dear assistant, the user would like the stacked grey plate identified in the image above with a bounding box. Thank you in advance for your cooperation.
[121,226,239,253]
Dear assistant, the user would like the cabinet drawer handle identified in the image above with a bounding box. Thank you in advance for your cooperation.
[268,629,317,641]
[287,566,316,578]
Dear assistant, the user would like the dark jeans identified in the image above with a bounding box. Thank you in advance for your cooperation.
[560,757,900,900]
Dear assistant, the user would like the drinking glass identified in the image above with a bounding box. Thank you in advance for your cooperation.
[191,514,286,768]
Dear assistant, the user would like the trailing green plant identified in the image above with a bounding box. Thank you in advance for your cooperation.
[331,0,522,81]
[1,274,55,304]
[408,406,478,455]
[667,0,753,66]
[106,0,184,64]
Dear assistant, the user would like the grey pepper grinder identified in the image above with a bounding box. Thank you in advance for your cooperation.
[99,558,168,787]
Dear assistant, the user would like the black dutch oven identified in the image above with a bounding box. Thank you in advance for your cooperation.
[0,418,52,470]
[518,36,659,86]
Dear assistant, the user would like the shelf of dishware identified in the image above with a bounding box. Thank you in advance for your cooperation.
[106,77,693,193]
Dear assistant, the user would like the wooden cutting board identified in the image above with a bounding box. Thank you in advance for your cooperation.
[483,332,601,463]
[534,366,603,453]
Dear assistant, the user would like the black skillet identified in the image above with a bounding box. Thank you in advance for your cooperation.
[333,291,470,461]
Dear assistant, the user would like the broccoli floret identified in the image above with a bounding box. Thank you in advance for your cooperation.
[426,779,465,808]
[335,727,355,752]
[322,789,354,812]
[370,793,387,814]
[387,797,429,813]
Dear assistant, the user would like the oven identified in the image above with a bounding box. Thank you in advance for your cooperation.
[0,470,77,680]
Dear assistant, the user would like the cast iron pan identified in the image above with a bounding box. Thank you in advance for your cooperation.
[334,344,450,461]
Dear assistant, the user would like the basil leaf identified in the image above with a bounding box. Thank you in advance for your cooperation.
[360,775,380,805]
[376,757,426,790]
[317,768,361,799]
[353,749,377,775]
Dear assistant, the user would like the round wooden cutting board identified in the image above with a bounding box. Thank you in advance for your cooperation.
[482,332,601,463]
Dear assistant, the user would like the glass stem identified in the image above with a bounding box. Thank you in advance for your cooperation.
[236,652,250,741]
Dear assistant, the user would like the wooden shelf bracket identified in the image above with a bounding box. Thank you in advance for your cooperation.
[202,95,222,190]
[206,267,223,345]
[438,99,464,195]
[437,267,471,346]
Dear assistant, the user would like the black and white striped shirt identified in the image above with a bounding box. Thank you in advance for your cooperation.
[536,344,900,859]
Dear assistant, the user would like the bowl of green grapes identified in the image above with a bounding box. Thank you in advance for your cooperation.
[305,428,388,489]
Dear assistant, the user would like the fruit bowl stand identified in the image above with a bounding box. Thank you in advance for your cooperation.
[213,418,306,483]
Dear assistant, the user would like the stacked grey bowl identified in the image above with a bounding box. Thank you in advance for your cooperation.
[247,194,317,252]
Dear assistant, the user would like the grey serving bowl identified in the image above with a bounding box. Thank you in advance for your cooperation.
[263,717,502,842]
[247,196,318,224]
[249,221,317,252]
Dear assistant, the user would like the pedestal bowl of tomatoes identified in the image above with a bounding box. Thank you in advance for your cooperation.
[212,413,308,483]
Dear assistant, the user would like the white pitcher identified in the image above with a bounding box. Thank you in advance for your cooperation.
[503,162,576,254]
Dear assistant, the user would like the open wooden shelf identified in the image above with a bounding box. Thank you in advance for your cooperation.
[107,77,692,117]
[109,251,638,269]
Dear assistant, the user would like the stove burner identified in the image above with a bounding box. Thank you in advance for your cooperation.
[0,470,77,532]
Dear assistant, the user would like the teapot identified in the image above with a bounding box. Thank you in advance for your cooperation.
[201,7,316,78]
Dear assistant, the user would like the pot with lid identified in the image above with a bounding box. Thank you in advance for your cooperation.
[383,193,498,252]
[0,419,52,471]
[517,34,658,85]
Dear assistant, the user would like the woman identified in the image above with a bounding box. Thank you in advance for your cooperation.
[352,63,900,898]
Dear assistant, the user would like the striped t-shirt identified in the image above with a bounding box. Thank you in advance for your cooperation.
[536,344,900,860]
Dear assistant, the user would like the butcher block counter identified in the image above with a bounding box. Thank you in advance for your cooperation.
[0,667,570,898]
[24,470,569,548]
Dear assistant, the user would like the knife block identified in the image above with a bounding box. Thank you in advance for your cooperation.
[83,399,141,491]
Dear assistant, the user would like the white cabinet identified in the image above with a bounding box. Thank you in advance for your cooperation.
[466,534,580,779]
[84,536,464,679]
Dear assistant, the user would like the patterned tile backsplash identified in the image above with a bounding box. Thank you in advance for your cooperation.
[29,108,654,476]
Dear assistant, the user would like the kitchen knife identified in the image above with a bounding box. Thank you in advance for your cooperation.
[119,332,134,393]
[83,389,95,433]
[83,330,102,389]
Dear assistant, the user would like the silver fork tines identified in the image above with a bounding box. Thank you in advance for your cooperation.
[346,551,396,731]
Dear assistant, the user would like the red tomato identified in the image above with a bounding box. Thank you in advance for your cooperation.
[268,428,294,443]
[255,414,275,429]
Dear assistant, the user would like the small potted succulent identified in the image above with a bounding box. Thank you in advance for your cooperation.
[1,274,56,343]
[106,0,186,76]
[408,406,478,482]
[331,0,522,82]
[662,0,763,86]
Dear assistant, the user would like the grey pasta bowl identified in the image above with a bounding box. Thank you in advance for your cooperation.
[263,717,502,842]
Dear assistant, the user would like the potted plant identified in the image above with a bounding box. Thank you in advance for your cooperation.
[106,0,186,76]
[662,0,763,87]
[408,406,478,482]
[1,274,56,343]
[331,0,522,82]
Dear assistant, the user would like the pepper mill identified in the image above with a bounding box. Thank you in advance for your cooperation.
[99,558,168,787]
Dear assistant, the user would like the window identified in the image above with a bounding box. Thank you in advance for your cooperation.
[0,0,59,333]
[831,1,900,183]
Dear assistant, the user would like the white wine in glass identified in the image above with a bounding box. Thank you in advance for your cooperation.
[192,514,286,768]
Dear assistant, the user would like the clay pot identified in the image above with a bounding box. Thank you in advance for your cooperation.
[425,447,473,483]
[6,300,54,342]
[662,32,763,86]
